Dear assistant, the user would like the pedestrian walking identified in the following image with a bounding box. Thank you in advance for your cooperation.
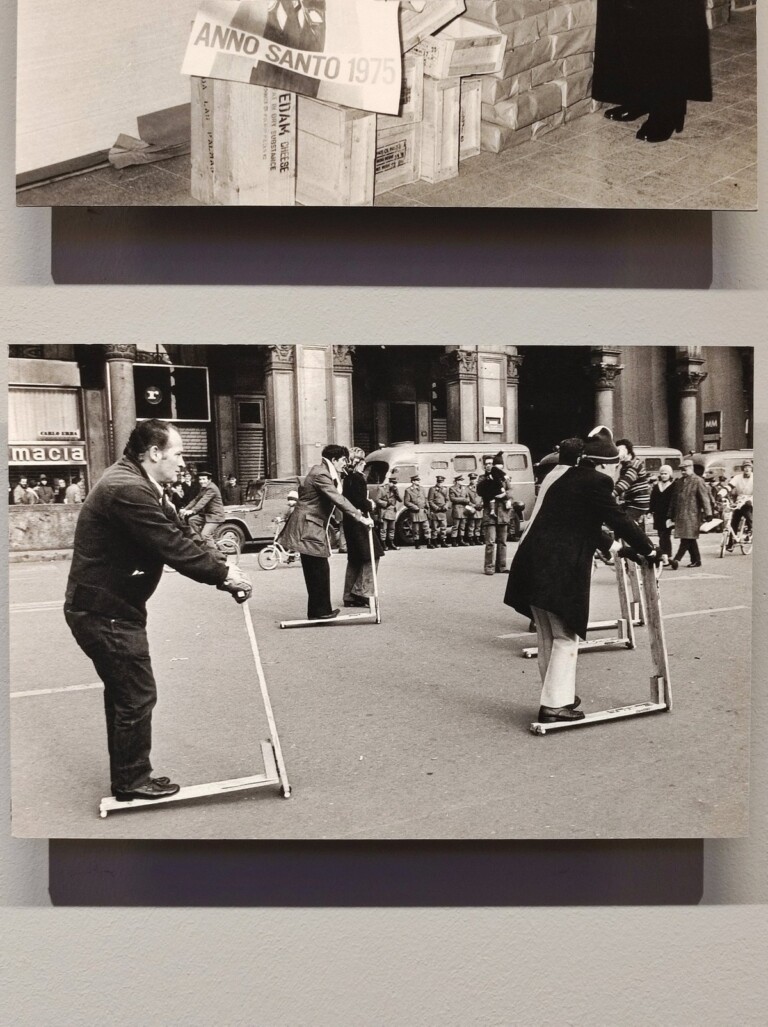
[428,475,451,548]
[278,444,373,620]
[181,470,225,539]
[668,458,713,567]
[341,448,384,607]
[505,426,655,724]
[376,473,400,551]
[448,475,471,546]
[649,464,678,567]
[64,418,252,802]
[403,474,433,549]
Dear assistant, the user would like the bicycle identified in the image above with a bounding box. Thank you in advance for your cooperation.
[719,500,753,557]
[257,517,301,571]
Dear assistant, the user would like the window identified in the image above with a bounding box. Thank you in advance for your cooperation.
[430,460,450,470]
[393,464,418,479]
[239,402,263,426]
[506,454,527,471]
[454,456,477,472]
[365,461,389,484]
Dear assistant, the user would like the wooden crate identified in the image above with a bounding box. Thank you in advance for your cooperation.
[296,97,376,207]
[191,77,296,206]
[378,53,425,130]
[420,76,460,184]
[374,123,422,195]
[415,17,506,79]
[459,77,482,161]
[399,0,466,53]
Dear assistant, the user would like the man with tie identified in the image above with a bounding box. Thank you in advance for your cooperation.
[64,419,252,804]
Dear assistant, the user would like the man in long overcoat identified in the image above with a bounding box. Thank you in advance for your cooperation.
[403,474,433,549]
[279,444,373,620]
[593,0,712,141]
[64,419,251,801]
[341,448,384,607]
[668,459,713,567]
[504,427,654,724]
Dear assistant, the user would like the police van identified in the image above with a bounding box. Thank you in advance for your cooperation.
[363,441,535,546]
[690,449,754,480]
[534,445,685,488]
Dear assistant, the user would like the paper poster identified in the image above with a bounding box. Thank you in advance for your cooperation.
[182,0,402,115]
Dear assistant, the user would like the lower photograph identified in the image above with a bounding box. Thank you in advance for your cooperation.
[7,342,753,840]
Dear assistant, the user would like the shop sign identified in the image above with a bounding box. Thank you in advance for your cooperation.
[9,443,87,464]
[703,410,722,437]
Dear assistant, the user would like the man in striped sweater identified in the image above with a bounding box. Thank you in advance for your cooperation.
[614,439,651,524]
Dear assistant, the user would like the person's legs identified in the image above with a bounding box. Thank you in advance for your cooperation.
[537,610,579,710]
[484,523,497,574]
[343,559,359,604]
[65,610,157,793]
[673,538,692,563]
[657,525,672,559]
[300,554,332,618]
[495,523,509,572]
[531,606,554,687]
[200,521,217,539]
[689,539,701,565]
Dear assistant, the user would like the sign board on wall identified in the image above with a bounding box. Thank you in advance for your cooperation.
[9,444,87,465]
[483,406,503,433]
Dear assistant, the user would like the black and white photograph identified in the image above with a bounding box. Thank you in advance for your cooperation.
[16,0,757,209]
[8,342,753,839]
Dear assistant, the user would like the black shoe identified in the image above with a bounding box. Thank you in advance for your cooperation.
[114,778,181,801]
[343,597,369,608]
[441,542,450,548]
[538,706,586,724]
[688,561,702,568]
[316,609,340,620]
[566,695,582,710]
[637,102,686,142]
[668,559,679,570]
[427,543,436,549]
[605,105,648,122]
[414,545,421,550]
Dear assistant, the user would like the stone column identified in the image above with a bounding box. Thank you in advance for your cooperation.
[332,345,355,447]
[673,349,708,455]
[264,344,298,477]
[587,348,623,429]
[104,344,137,460]
[505,348,524,442]
[739,347,754,448]
[442,347,479,440]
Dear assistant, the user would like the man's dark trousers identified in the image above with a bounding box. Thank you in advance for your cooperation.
[65,609,157,793]
[299,554,333,619]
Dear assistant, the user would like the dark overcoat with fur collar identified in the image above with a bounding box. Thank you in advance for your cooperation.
[504,464,652,639]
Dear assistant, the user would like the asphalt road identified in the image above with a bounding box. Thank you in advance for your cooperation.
[9,534,751,839]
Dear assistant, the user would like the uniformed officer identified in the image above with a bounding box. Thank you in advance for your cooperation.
[403,474,433,549]
[376,473,401,551]
[427,475,451,548]
[465,472,482,545]
[449,475,471,546]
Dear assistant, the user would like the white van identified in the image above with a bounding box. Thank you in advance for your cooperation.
[691,450,754,480]
[534,444,684,488]
[363,441,535,545]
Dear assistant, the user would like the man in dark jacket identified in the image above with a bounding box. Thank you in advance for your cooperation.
[181,469,225,539]
[64,419,252,802]
[505,426,655,724]
[278,444,373,620]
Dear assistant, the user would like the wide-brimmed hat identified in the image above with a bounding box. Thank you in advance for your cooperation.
[582,426,619,463]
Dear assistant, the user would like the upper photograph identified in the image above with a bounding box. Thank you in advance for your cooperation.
[16,0,757,209]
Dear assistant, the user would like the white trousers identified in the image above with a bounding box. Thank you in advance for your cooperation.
[530,605,579,709]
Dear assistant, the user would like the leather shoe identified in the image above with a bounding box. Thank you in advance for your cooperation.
[114,778,180,801]
[343,597,369,608]
[316,609,340,620]
[538,705,586,723]
[604,105,647,122]
[688,561,702,568]
[566,695,582,710]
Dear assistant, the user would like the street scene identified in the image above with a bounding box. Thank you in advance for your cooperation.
[8,343,753,839]
[10,529,750,840]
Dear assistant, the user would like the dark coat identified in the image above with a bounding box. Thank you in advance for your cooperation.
[668,473,712,539]
[278,461,362,558]
[184,481,225,523]
[593,0,712,107]
[649,481,676,533]
[342,471,384,564]
[504,464,652,639]
[65,456,228,625]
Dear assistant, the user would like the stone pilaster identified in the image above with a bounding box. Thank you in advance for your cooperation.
[264,344,298,476]
[505,349,524,442]
[673,350,708,454]
[104,344,137,460]
[332,346,355,446]
[586,348,623,429]
[442,347,479,440]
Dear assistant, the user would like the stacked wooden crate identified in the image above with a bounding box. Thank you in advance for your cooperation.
[460,0,599,153]
[705,0,731,28]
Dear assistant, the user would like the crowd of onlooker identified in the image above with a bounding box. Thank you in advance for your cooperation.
[9,474,86,505]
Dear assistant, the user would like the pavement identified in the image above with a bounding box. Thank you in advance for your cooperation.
[9,533,751,839]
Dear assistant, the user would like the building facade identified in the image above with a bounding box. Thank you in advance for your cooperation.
[8,344,753,496]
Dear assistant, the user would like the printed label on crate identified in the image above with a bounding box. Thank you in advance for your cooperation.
[376,138,409,173]
[183,0,402,115]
